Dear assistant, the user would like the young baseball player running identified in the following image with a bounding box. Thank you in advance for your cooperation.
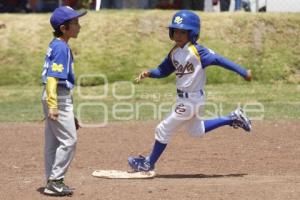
[128,10,252,172]
[41,6,86,196]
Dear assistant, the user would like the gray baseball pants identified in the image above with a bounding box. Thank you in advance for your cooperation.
[42,86,77,181]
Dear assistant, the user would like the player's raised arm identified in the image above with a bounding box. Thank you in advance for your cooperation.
[198,46,252,81]
[213,55,252,81]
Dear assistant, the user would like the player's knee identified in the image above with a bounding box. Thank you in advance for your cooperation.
[71,137,77,146]
[187,122,205,137]
[188,129,205,137]
[64,137,77,148]
[155,124,170,144]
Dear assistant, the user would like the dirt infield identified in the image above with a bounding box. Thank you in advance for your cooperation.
[1,120,300,200]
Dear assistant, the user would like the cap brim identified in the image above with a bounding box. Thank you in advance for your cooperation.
[77,9,87,18]
[50,8,87,30]
[72,9,87,20]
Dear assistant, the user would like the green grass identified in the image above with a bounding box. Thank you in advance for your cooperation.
[0,83,299,123]
[0,11,299,86]
[0,11,299,123]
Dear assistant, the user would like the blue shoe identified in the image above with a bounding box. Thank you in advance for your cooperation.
[231,108,252,132]
[128,155,154,172]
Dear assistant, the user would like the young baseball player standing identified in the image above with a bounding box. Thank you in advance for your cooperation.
[41,6,86,196]
[128,10,252,172]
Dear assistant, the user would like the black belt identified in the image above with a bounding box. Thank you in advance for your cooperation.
[177,89,203,98]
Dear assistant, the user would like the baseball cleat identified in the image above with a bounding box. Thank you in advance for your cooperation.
[128,155,154,172]
[43,179,73,196]
[231,108,252,132]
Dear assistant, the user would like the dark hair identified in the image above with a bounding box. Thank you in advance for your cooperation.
[169,28,191,40]
[53,20,71,37]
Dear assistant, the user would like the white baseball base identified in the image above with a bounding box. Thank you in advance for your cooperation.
[92,170,156,179]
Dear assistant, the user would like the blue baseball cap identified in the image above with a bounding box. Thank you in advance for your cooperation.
[50,6,87,30]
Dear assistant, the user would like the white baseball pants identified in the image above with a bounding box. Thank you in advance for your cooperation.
[155,90,206,144]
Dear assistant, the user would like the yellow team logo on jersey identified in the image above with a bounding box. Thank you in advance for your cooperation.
[52,63,64,72]
[174,16,183,24]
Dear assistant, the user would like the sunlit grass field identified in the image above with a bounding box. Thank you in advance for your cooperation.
[0,83,299,123]
[0,11,299,123]
[0,11,299,86]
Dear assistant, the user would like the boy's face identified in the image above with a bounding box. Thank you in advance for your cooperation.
[173,29,189,48]
[62,18,81,39]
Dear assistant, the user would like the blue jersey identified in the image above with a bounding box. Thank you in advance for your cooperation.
[41,38,75,89]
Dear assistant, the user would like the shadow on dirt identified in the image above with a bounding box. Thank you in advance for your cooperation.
[156,173,247,179]
[36,187,45,194]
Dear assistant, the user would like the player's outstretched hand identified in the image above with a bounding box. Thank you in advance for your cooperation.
[245,70,252,81]
[135,71,150,84]
[48,108,59,120]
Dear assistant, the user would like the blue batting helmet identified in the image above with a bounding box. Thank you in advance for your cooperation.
[168,10,201,44]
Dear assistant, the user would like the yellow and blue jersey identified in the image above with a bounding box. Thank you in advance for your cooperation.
[42,38,75,89]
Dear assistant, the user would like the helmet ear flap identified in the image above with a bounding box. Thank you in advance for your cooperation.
[189,31,199,44]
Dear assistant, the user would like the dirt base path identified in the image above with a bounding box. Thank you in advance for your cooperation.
[1,120,300,200]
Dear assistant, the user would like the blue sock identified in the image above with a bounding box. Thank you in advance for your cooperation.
[148,140,167,166]
[204,116,232,133]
